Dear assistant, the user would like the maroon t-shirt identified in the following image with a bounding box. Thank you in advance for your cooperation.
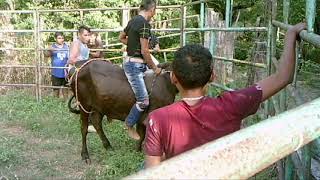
[144,85,262,159]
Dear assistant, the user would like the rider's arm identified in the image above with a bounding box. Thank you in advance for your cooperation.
[119,31,128,45]
[69,41,80,65]
[139,23,161,74]
[141,38,157,70]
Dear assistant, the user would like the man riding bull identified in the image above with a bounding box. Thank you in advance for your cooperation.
[69,26,91,65]
[68,26,96,133]
[119,0,161,140]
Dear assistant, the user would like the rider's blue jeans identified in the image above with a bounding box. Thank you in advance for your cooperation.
[123,61,149,127]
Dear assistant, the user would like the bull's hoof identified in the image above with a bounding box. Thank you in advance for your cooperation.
[81,152,90,162]
[84,158,91,164]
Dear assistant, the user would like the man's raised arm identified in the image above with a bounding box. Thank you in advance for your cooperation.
[257,23,306,102]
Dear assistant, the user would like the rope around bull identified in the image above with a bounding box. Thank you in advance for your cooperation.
[69,59,159,114]
[73,59,104,114]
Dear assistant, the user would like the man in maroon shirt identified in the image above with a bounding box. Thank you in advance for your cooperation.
[144,23,306,168]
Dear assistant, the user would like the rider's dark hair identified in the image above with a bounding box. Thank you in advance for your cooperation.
[139,0,156,11]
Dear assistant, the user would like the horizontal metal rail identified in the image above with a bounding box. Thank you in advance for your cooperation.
[0,10,34,14]
[151,15,199,24]
[0,30,34,33]
[0,84,36,87]
[153,27,268,32]
[127,97,320,179]
[105,56,123,61]
[0,65,36,68]
[272,20,320,48]
[37,5,181,13]
[158,31,198,39]
[40,85,69,89]
[0,48,35,51]
[105,43,123,47]
[40,66,68,69]
[39,28,123,33]
[183,0,213,6]
[185,27,268,32]
[213,56,267,68]
[210,82,234,91]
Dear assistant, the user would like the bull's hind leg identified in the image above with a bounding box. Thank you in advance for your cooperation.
[90,112,112,150]
[80,111,91,164]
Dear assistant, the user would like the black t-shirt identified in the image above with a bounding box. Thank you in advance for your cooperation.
[149,33,159,49]
[124,15,151,58]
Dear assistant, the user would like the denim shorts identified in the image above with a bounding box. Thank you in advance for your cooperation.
[123,61,148,102]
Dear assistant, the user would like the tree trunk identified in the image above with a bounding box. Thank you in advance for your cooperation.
[204,9,234,85]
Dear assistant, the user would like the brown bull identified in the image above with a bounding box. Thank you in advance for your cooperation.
[68,60,177,163]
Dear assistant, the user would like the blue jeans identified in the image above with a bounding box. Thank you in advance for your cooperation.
[123,61,149,127]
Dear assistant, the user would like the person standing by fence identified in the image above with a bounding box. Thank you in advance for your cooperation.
[143,23,307,168]
[68,26,96,133]
[45,32,69,98]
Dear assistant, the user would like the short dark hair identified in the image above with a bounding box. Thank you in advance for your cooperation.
[139,0,156,11]
[172,44,213,89]
[78,25,91,34]
[54,32,63,38]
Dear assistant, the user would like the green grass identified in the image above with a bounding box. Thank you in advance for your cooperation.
[0,91,143,179]
[0,90,282,179]
[0,136,24,165]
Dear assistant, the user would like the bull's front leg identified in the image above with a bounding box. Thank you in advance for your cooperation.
[80,111,91,164]
[90,112,112,151]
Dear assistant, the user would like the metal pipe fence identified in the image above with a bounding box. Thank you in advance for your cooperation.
[0,0,319,179]
[0,1,271,122]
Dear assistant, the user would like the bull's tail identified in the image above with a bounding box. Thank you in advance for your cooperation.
[68,95,80,114]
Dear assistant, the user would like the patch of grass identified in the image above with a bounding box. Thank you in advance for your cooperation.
[1,88,300,179]
[0,133,25,180]
[35,159,64,178]
[0,136,24,165]
[82,124,144,179]
[0,91,144,179]
[0,91,79,139]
